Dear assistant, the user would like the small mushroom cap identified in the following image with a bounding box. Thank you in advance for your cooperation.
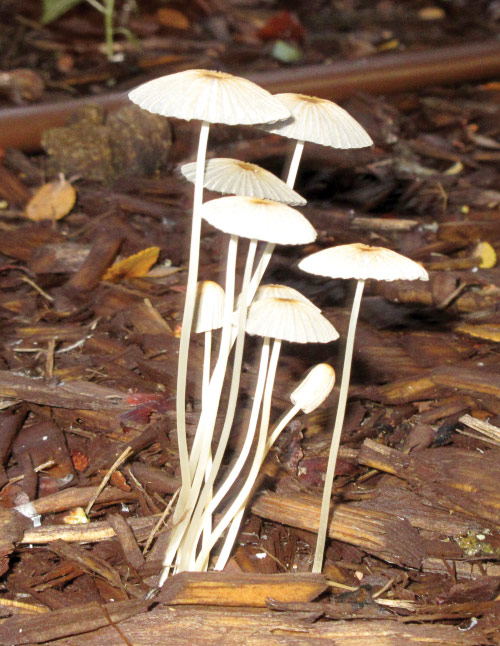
[194,281,225,333]
[201,196,317,245]
[290,363,335,414]
[246,298,339,343]
[129,69,290,125]
[180,158,306,206]
[261,93,373,149]
[254,284,320,312]
[299,243,429,282]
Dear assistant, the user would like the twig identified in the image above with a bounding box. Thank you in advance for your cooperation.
[85,446,133,516]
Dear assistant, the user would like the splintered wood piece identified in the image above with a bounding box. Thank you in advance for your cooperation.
[22,514,157,545]
[251,491,426,568]
[0,599,150,645]
[34,604,487,646]
[25,485,136,515]
[67,219,125,292]
[356,371,438,404]
[107,514,145,571]
[358,439,500,523]
[431,365,500,398]
[0,371,132,410]
[157,572,328,607]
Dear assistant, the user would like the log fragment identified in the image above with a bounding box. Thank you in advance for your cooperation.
[33,604,488,646]
[251,491,426,568]
[157,572,328,607]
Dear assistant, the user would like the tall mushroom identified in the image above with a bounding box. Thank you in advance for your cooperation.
[160,196,317,583]
[215,362,336,572]
[129,70,290,505]
[180,158,305,205]
[188,299,338,571]
[250,92,373,306]
[298,242,429,573]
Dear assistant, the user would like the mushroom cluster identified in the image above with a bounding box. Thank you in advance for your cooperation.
[128,68,427,580]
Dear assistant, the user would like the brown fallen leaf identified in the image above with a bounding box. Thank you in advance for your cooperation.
[25,176,76,221]
[156,8,190,30]
[103,246,160,283]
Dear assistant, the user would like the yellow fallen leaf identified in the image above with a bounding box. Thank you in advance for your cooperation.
[418,6,445,20]
[103,246,160,282]
[25,176,76,221]
[474,241,497,269]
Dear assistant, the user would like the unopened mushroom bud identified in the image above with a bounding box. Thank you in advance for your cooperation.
[194,280,225,333]
[290,363,335,414]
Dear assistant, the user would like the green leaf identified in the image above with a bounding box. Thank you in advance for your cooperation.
[41,0,85,24]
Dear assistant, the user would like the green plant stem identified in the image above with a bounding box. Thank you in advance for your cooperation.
[194,338,281,570]
[312,278,365,573]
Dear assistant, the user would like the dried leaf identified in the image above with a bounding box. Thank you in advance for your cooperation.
[103,246,160,283]
[156,8,190,30]
[25,177,76,221]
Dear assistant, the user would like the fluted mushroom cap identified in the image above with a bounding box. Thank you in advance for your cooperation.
[246,298,339,344]
[261,93,373,149]
[129,69,290,125]
[299,243,429,282]
[254,284,320,312]
[194,281,225,333]
[180,158,306,206]
[290,363,336,414]
[201,196,316,245]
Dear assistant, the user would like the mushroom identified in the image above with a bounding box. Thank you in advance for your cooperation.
[129,70,290,504]
[187,300,338,571]
[250,92,373,315]
[160,196,316,582]
[214,362,336,571]
[298,242,429,573]
[180,158,306,206]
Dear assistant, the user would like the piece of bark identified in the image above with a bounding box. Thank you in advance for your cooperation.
[0,164,31,207]
[0,599,150,645]
[157,572,327,608]
[358,439,500,524]
[21,485,136,515]
[48,540,123,589]
[251,491,426,568]
[0,408,26,487]
[33,604,487,646]
[66,219,125,292]
[107,514,145,571]
[0,371,132,411]
[22,513,157,545]
[431,365,500,399]
[29,243,90,274]
[129,462,179,495]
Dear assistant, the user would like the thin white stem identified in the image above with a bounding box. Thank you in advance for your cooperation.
[188,337,271,569]
[188,330,212,479]
[266,403,301,452]
[246,242,275,308]
[286,140,305,188]
[193,339,281,570]
[159,232,237,585]
[215,402,301,571]
[175,120,210,500]
[312,278,365,574]
[178,239,258,570]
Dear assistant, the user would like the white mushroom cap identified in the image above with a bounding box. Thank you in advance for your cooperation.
[180,158,306,206]
[129,69,291,125]
[299,243,429,282]
[246,298,339,343]
[254,284,320,312]
[194,281,225,333]
[261,93,373,149]
[290,363,336,414]
[201,196,316,245]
